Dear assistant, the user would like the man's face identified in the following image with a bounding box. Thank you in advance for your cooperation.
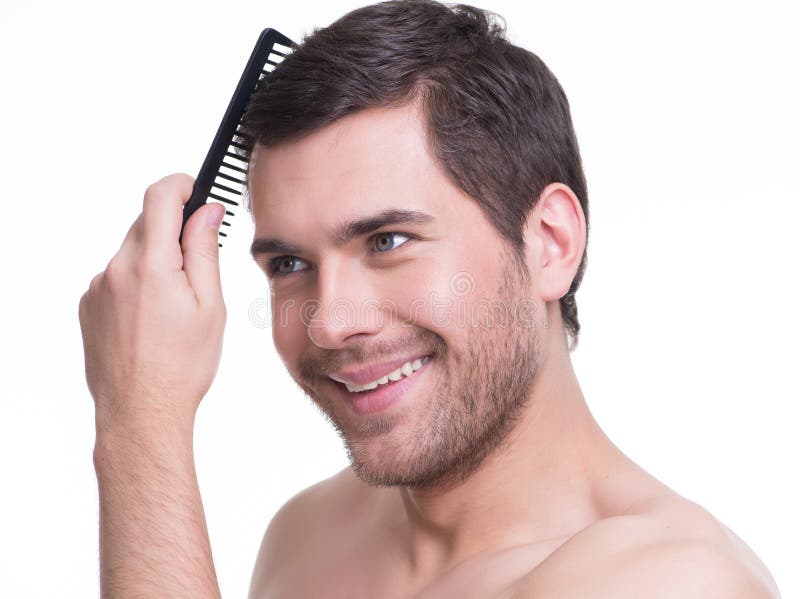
[249,103,545,490]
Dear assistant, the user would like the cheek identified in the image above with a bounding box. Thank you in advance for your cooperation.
[403,251,500,329]
[377,263,446,326]
[271,302,306,369]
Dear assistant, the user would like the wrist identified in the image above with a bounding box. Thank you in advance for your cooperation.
[94,399,195,437]
[93,413,195,474]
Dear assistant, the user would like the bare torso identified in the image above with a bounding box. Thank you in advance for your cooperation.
[248,460,779,598]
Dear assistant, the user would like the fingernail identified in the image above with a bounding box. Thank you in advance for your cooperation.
[208,204,225,229]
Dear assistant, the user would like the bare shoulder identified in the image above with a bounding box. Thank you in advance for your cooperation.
[512,496,780,599]
[248,467,368,599]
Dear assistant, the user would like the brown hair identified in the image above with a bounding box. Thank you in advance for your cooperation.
[241,0,589,351]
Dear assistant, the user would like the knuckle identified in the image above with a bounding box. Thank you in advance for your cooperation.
[134,252,165,279]
[173,172,195,187]
[144,174,194,206]
[132,259,154,280]
[104,259,130,292]
[78,291,89,320]
[143,183,165,207]
[127,213,144,241]
[88,271,105,294]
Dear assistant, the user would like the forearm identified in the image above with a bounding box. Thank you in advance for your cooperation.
[93,420,221,598]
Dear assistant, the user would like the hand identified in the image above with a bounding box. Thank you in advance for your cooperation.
[79,174,227,434]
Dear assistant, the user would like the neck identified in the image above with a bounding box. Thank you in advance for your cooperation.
[386,321,624,575]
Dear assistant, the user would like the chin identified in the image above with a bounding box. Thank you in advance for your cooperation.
[343,421,458,489]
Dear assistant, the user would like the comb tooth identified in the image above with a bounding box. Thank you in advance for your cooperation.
[219,231,228,237]
[220,161,247,174]
[225,210,234,216]
[224,162,247,173]
[225,151,246,162]
[214,178,244,192]
[229,140,248,151]
[223,153,247,164]
[219,168,246,184]
[212,175,245,189]
[216,171,244,185]
[209,192,239,206]
[218,243,223,248]
[221,220,231,227]
[220,161,247,176]
[212,181,243,196]
[211,181,244,203]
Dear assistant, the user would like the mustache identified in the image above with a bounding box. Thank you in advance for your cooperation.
[298,329,446,382]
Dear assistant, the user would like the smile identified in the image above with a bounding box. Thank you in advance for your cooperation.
[330,355,436,417]
[342,355,432,393]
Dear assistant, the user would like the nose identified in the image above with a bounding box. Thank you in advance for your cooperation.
[306,258,385,350]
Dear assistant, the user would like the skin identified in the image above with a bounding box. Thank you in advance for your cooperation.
[79,176,226,597]
[246,102,780,598]
[78,102,780,597]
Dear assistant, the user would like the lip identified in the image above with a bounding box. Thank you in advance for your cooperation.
[328,352,433,386]
[331,355,434,416]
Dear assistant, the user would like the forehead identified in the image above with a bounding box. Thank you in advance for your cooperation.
[248,103,444,223]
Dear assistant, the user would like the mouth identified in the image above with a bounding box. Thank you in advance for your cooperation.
[331,354,434,416]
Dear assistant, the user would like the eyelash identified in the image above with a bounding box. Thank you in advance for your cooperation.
[267,232,416,278]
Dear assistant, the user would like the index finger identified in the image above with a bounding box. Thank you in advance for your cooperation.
[141,173,195,261]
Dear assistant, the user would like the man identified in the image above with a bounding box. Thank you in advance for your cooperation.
[78,1,780,597]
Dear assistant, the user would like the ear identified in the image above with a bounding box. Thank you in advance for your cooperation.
[522,183,587,303]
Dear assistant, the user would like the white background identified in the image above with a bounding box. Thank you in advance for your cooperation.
[1,1,797,597]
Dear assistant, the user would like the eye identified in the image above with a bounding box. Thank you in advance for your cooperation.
[370,232,412,253]
[267,232,414,278]
[268,256,310,277]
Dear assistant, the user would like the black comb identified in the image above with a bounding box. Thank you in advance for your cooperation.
[178,28,296,248]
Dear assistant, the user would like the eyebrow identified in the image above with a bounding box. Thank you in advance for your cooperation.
[249,208,435,260]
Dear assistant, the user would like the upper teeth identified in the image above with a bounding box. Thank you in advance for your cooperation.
[340,356,430,393]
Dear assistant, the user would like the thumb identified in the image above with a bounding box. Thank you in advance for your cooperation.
[181,202,226,307]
